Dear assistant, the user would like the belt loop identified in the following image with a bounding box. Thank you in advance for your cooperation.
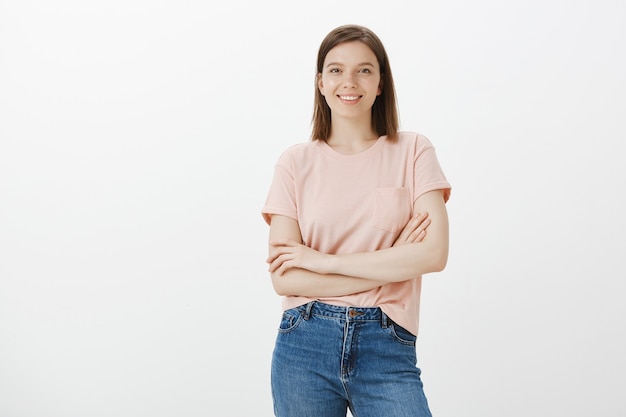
[303,301,315,320]
[381,310,390,328]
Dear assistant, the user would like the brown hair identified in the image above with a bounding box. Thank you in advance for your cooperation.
[311,24,399,141]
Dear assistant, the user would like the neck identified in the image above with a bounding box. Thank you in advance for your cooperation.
[326,118,379,153]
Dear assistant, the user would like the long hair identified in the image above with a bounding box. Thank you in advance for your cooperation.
[311,24,399,141]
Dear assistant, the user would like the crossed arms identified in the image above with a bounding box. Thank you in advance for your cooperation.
[266,189,449,297]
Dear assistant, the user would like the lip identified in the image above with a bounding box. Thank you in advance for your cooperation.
[337,94,362,103]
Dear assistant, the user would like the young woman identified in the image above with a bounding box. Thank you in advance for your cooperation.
[261,24,451,417]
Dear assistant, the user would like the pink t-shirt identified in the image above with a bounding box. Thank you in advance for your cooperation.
[262,131,451,335]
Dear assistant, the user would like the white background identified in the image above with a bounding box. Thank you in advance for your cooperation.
[1,1,624,416]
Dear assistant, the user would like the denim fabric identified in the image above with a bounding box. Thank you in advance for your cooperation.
[271,301,432,417]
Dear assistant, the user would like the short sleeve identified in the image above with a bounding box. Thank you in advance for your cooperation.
[261,150,298,225]
[413,135,451,203]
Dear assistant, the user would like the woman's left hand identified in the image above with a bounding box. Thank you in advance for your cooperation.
[267,240,330,276]
[393,212,430,247]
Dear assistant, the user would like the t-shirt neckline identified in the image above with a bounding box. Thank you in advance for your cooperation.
[318,135,386,161]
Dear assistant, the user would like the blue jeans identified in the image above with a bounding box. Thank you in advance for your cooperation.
[271,301,432,417]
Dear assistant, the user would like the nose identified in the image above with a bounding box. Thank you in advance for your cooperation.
[341,72,357,88]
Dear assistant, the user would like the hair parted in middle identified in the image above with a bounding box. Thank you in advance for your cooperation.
[311,24,399,142]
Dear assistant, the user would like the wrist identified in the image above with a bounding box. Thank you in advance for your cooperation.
[322,253,338,275]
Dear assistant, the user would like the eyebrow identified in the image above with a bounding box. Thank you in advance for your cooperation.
[325,61,376,68]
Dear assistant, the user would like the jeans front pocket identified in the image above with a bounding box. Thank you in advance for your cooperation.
[389,321,417,346]
[372,187,412,233]
[277,308,304,334]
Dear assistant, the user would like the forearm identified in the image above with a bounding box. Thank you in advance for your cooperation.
[328,241,447,283]
[271,268,387,297]
[266,190,449,293]
[325,190,449,282]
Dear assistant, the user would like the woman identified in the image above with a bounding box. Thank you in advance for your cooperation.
[261,24,451,417]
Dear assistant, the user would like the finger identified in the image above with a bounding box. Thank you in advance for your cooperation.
[266,249,283,264]
[395,228,409,242]
[267,244,297,263]
[268,258,279,272]
[395,213,430,246]
[406,228,424,243]
[413,217,431,232]
[409,220,430,243]
[403,215,420,232]
[406,213,428,232]
[414,219,431,241]
[399,214,424,238]
[276,259,294,276]
[276,263,287,275]
[413,212,429,225]
[413,229,427,243]
[268,253,291,273]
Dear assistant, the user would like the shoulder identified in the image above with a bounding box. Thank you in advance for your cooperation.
[283,140,318,154]
[275,140,322,166]
[397,131,434,146]
[391,131,436,153]
[279,140,319,156]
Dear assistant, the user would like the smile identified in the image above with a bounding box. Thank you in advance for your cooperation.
[338,95,361,101]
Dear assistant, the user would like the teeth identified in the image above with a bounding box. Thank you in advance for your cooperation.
[339,95,359,101]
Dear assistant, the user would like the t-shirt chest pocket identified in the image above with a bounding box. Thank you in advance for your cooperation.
[371,187,412,234]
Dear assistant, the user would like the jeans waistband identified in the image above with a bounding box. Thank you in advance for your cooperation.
[297,301,391,327]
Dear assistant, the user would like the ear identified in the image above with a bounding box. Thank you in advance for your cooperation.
[317,73,325,96]
[377,80,383,96]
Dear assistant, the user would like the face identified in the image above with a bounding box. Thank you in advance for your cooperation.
[317,41,382,120]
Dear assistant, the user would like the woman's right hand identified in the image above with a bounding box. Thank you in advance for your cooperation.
[392,212,430,246]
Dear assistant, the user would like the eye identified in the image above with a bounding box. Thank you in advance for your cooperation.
[329,68,341,73]
[359,68,372,74]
